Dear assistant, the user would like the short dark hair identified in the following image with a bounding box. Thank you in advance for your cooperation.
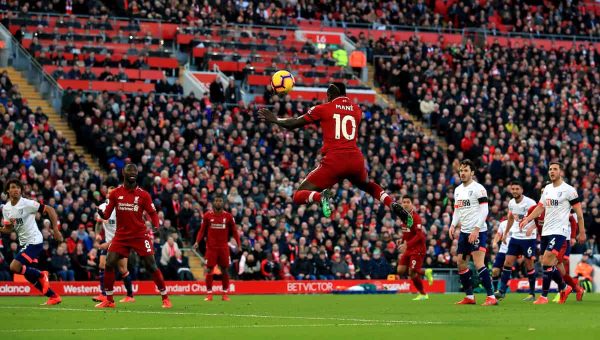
[213,193,225,201]
[459,159,475,171]
[401,195,412,201]
[332,82,346,96]
[4,178,23,193]
[509,179,523,187]
[549,161,563,170]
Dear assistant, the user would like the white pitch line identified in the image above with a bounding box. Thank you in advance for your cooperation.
[0,323,399,333]
[0,306,444,325]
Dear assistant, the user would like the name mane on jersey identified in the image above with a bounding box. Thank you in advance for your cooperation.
[335,104,354,111]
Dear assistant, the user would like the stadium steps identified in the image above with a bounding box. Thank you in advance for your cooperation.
[186,249,205,280]
[366,64,448,150]
[2,67,104,174]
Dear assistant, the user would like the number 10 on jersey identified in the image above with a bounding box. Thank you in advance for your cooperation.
[333,114,356,140]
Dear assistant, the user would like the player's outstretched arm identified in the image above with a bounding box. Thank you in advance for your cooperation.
[43,205,63,242]
[521,204,544,229]
[258,108,309,130]
[0,219,14,234]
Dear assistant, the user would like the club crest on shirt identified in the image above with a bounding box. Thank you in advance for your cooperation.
[558,191,563,197]
[118,196,124,200]
[468,191,473,196]
[18,209,23,215]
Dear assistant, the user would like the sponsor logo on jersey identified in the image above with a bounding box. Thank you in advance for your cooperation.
[545,199,559,207]
[454,200,471,208]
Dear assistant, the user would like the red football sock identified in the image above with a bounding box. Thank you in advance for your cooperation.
[103,269,116,302]
[364,181,393,207]
[412,276,425,294]
[563,274,578,290]
[293,190,321,204]
[222,272,230,293]
[206,273,214,292]
[151,270,168,299]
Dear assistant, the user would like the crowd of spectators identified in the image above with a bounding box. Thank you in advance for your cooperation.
[374,33,600,255]
[117,0,600,38]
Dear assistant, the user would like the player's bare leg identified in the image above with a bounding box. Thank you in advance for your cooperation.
[495,254,517,300]
[535,251,569,304]
[142,255,171,308]
[221,264,231,301]
[10,260,61,306]
[293,180,332,217]
[118,258,135,303]
[93,254,107,302]
[472,250,497,306]
[205,265,215,301]
[455,254,476,304]
[409,269,428,301]
[96,251,119,308]
[523,258,536,301]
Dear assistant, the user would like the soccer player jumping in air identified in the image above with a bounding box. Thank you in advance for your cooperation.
[450,160,498,306]
[1,178,63,305]
[258,82,412,224]
[96,164,172,309]
[520,162,586,304]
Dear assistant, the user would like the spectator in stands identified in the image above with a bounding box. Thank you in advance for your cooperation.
[98,66,114,81]
[225,78,241,105]
[260,253,279,280]
[51,245,75,281]
[368,249,391,279]
[81,66,96,80]
[331,253,350,279]
[160,236,180,269]
[292,251,315,280]
[315,250,334,280]
[240,252,262,280]
[576,251,594,292]
[67,65,82,79]
[278,254,293,280]
[210,79,225,104]
[168,249,194,281]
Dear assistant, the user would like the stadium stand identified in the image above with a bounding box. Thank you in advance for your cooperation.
[0,5,598,284]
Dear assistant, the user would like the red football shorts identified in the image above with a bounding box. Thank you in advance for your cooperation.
[206,247,230,268]
[557,241,569,264]
[305,150,368,189]
[399,253,424,272]
[109,235,154,258]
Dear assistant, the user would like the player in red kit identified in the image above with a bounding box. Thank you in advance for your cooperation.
[193,194,241,301]
[258,83,412,224]
[95,164,172,309]
[397,196,433,300]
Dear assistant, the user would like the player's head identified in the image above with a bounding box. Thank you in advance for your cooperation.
[401,195,413,211]
[459,159,475,183]
[509,180,523,200]
[327,82,346,102]
[213,193,225,211]
[548,161,563,183]
[107,186,115,196]
[4,178,23,200]
[122,163,138,185]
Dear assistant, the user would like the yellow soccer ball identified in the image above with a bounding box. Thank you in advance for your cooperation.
[270,70,295,94]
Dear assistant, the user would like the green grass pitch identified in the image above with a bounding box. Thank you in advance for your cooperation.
[0,294,598,339]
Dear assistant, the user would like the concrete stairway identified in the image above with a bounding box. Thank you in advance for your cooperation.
[2,67,103,173]
[366,64,448,150]
[186,249,205,280]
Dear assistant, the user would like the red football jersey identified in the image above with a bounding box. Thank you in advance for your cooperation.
[401,211,426,254]
[196,210,240,249]
[303,96,362,155]
[101,186,159,240]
